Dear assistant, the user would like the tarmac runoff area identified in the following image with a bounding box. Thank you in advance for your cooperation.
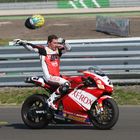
[0,7,140,16]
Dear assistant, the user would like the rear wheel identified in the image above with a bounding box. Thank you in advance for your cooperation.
[21,94,50,129]
[89,98,119,129]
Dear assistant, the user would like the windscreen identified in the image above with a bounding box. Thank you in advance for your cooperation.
[87,67,106,77]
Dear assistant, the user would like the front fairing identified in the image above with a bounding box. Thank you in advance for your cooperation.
[54,67,114,125]
[83,67,113,92]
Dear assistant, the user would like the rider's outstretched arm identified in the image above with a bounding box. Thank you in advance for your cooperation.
[23,43,39,53]
[13,39,46,55]
[25,43,46,55]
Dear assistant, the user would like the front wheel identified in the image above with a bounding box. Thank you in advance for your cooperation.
[21,94,50,129]
[89,98,119,130]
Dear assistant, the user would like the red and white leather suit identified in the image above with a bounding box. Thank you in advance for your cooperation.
[23,42,69,86]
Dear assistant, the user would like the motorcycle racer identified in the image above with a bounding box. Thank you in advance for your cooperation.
[21,66,119,129]
[14,35,71,110]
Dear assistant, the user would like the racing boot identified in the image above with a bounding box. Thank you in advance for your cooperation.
[47,91,61,110]
[47,82,70,110]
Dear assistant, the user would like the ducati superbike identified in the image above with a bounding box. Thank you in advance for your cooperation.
[21,67,119,129]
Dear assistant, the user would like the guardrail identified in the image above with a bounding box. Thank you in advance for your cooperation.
[0,37,140,87]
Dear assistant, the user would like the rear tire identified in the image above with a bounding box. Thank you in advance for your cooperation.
[89,98,119,130]
[21,94,49,129]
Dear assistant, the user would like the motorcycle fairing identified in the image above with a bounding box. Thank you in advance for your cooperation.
[54,110,92,124]
[68,89,97,110]
[58,87,104,113]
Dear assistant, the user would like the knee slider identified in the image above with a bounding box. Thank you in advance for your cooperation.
[59,82,70,94]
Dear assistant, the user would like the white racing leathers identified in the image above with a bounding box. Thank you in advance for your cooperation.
[23,42,71,86]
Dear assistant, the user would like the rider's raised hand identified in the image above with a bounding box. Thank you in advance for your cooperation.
[58,38,71,51]
[13,39,27,46]
[13,39,20,45]
[58,38,65,45]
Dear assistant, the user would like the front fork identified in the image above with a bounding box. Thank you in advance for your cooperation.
[95,95,112,115]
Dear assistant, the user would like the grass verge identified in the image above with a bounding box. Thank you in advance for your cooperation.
[0,85,140,105]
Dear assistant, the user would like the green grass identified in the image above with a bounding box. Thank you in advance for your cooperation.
[0,87,47,105]
[0,39,11,46]
[113,86,140,105]
[0,86,140,105]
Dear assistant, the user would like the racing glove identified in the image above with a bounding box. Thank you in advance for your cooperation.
[58,38,65,45]
[58,38,71,51]
[13,39,28,46]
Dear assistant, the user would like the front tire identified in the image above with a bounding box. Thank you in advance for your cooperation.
[21,94,49,129]
[89,98,119,130]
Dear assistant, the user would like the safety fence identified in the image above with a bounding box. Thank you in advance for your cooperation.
[0,0,140,10]
[0,37,140,87]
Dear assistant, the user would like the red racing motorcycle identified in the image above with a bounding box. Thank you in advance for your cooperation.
[21,67,119,129]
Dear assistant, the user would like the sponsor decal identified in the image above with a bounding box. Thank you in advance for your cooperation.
[69,89,97,110]
[52,62,58,67]
[50,76,60,82]
[66,114,86,123]
[63,111,88,118]
[35,110,46,114]
[96,80,105,89]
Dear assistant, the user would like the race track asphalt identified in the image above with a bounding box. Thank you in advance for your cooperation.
[0,106,140,140]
